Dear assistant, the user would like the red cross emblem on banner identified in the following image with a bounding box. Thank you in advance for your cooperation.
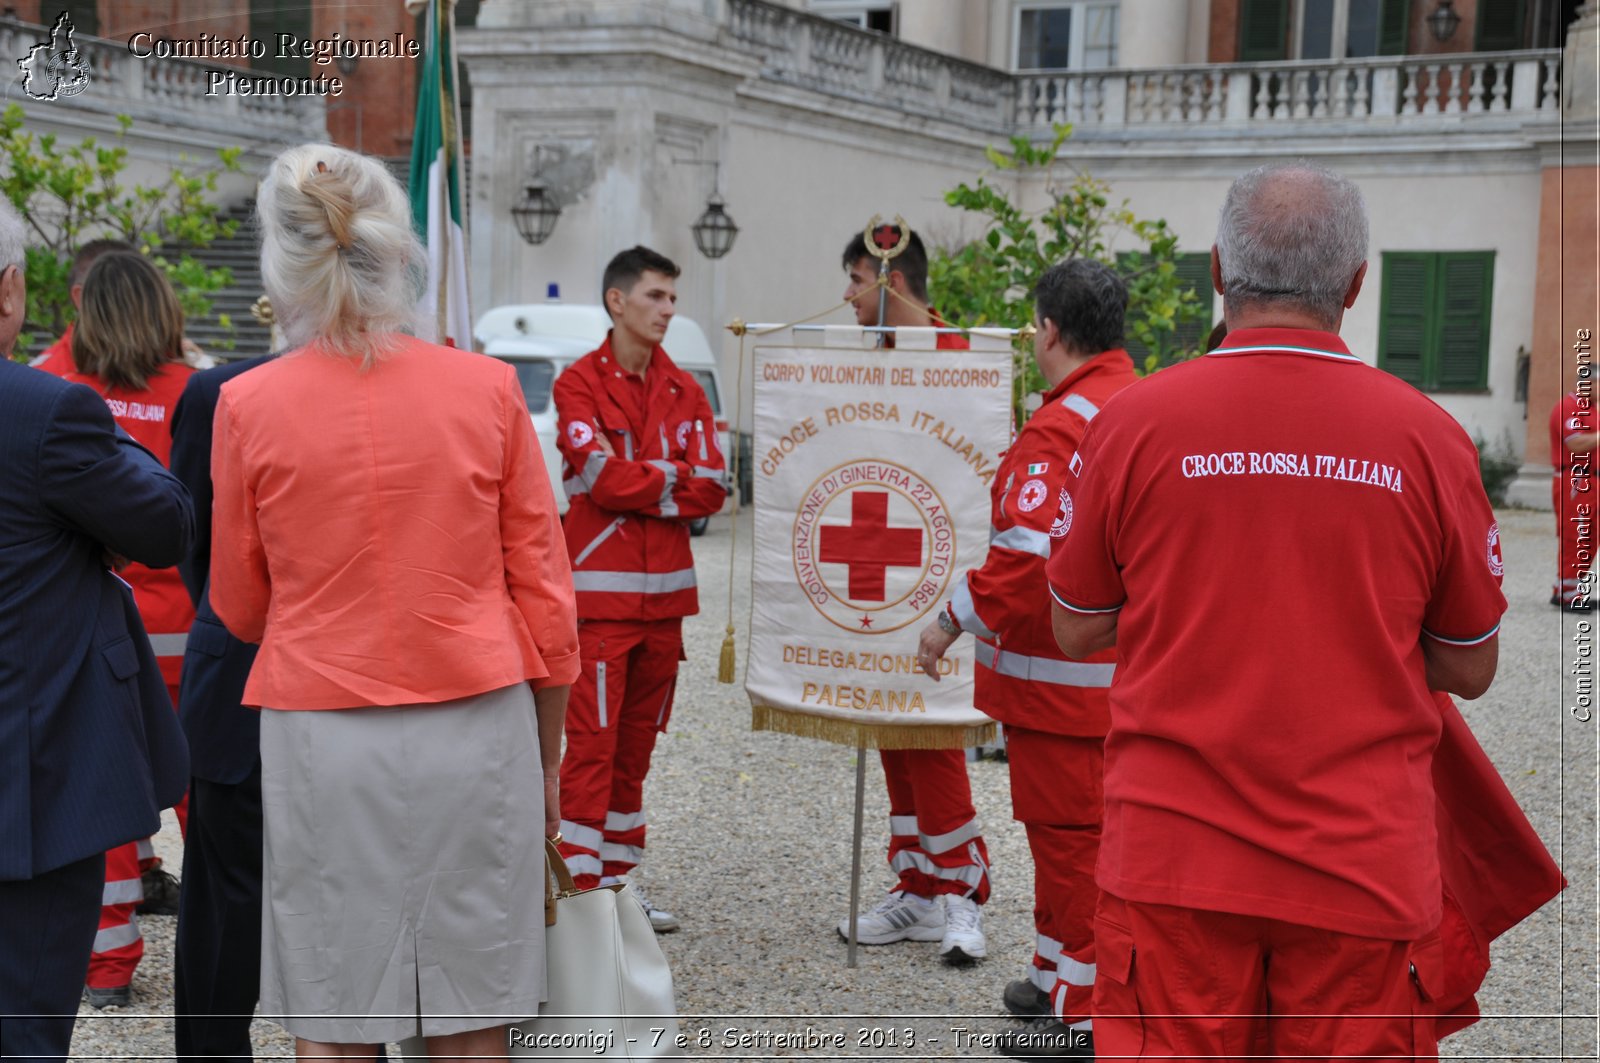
[819,491,923,602]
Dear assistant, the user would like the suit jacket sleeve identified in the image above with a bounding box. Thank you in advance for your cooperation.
[498,369,580,687]
[37,381,194,568]
[209,388,270,644]
[170,372,217,607]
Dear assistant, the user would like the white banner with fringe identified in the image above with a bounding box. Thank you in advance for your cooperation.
[746,338,1012,750]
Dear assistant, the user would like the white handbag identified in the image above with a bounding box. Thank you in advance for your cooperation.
[398,838,683,1059]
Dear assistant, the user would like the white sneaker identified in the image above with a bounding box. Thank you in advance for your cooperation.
[837,890,944,944]
[939,894,986,965]
[627,880,679,933]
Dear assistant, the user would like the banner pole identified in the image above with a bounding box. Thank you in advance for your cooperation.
[847,731,868,968]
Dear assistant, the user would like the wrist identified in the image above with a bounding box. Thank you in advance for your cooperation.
[937,603,962,636]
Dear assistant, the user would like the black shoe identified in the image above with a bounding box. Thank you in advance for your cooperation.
[136,866,179,915]
[996,1017,1093,1059]
[82,984,131,1009]
[1555,593,1598,611]
[1003,978,1052,1017]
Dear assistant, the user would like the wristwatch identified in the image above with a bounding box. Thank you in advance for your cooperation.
[937,605,961,636]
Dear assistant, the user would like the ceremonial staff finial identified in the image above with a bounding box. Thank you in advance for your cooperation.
[862,214,910,348]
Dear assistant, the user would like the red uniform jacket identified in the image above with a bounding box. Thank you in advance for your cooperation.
[1433,693,1565,1036]
[32,326,74,376]
[63,361,196,685]
[554,336,728,621]
[953,349,1138,736]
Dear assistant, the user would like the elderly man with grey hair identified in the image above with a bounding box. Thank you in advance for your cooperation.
[0,197,192,1062]
[1043,163,1507,1060]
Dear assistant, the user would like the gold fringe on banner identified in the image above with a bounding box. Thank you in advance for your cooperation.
[751,705,996,751]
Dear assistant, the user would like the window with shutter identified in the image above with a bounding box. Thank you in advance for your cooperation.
[1240,0,1291,60]
[1474,0,1526,50]
[1378,251,1494,391]
[1377,0,1411,54]
[1118,252,1215,369]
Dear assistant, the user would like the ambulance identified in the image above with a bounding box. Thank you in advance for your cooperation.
[474,299,731,533]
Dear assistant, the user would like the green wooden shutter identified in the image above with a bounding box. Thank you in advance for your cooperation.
[1239,0,1291,60]
[1435,252,1494,389]
[1118,252,1215,369]
[1378,0,1412,55]
[1475,0,1526,50]
[1378,252,1434,387]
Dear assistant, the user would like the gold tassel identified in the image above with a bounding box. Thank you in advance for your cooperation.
[717,624,736,684]
[751,704,996,750]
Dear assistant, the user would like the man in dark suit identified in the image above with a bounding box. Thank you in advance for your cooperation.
[170,353,271,1063]
[0,202,193,1061]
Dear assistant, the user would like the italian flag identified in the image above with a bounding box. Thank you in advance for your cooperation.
[407,0,471,348]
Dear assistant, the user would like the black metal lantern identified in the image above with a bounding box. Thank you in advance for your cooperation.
[511,181,561,246]
[1427,0,1461,41]
[691,192,738,260]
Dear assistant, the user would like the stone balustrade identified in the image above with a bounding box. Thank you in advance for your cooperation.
[1015,51,1564,129]
[725,0,1562,138]
[0,19,325,143]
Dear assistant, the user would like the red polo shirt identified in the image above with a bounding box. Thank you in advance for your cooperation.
[1047,327,1506,939]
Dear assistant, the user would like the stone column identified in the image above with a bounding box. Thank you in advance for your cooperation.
[1507,2,1600,508]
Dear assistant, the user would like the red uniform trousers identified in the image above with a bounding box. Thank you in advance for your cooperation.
[1005,727,1102,1029]
[87,679,189,989]
[1093,892,1442,1063]
[1554,472,1595,601]
[558,619,681,890]
[880,748,991,904]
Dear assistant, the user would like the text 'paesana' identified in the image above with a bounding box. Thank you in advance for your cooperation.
[1180,451,1405,493]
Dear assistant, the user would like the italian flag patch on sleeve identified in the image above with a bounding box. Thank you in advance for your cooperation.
[1027,462,1049,475]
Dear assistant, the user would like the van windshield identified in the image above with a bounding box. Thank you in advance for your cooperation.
[688,369,721,415]
[508,359,556,414]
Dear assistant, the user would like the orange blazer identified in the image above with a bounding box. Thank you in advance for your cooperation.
[210,335,579,709]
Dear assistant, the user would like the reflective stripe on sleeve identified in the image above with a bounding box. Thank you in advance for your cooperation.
[1049,584,1123,615]
[950,580,996,639]
[571,569,697,595]
[974,641,1114,687]
[888,815,919,837]
[989,523,1052,559]
[649,459,679,518]
[692,465,723,480]
[1060,394,1101,421]
[558,820,603,852]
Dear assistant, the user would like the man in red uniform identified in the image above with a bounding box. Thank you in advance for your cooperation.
[836,227,993,966]
[916,259,1136,1057]
[1550,390,1596,609]
[1047,163,1506,1061]
[554,246,728,931]
[30,238,134,376]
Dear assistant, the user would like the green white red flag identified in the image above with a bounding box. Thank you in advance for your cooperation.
[407,0,471,348]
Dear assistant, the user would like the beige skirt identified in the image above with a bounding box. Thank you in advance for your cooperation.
[259,683,545,1043]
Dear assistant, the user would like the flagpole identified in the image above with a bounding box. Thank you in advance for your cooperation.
[434,0,449,344]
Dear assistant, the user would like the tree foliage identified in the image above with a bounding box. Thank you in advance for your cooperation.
[0,104,243,358]
[928,125,1206,423]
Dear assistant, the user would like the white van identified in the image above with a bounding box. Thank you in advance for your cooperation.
[474,303,731,533]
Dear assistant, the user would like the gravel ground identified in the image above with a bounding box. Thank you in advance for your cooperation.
[64,505,1597,1061]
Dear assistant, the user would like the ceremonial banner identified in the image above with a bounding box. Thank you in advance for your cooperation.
[747,341,1012,749]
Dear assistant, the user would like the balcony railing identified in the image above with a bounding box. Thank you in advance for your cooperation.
[726,0,1014,131]
[0,19,325,140]
[1015,51,1563,130]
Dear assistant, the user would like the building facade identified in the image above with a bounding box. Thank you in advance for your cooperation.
[461,0,1595,507]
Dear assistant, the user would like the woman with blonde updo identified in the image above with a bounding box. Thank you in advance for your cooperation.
[209,144,578,1061]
